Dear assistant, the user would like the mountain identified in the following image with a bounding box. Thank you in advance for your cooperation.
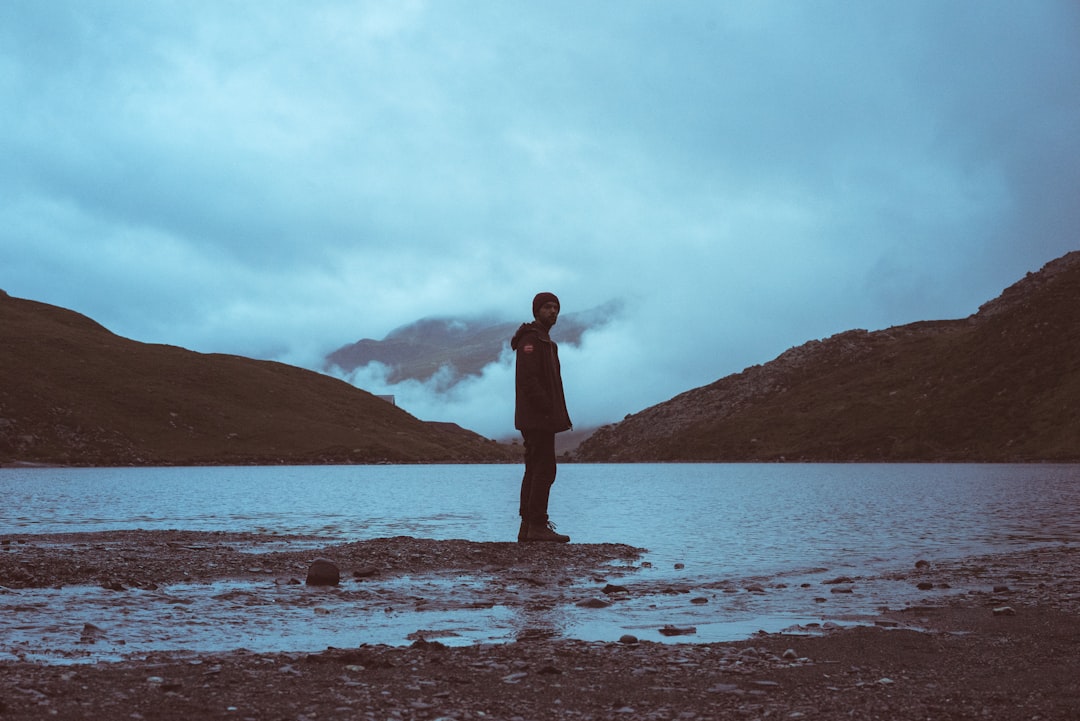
[324,301,622,384]
[576,251,1080,462]
[0,293,515,466]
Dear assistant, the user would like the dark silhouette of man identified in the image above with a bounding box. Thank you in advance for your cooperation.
[510,292,572,542]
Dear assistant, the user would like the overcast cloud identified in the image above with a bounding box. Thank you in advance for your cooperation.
[2,1,1078,438]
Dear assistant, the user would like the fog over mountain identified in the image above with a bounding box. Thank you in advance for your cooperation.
[324,301,625,439]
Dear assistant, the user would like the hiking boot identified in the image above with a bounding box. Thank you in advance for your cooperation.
[525,520,570,543]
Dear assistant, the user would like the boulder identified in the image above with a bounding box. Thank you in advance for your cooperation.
[306,558,341,586]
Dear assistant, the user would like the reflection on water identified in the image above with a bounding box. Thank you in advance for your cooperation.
[2,463,1079,662]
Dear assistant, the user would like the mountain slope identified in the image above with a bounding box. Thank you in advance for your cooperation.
[576,251,1080,462]
[0,293,514,466]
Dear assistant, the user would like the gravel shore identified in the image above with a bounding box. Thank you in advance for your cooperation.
[2,533,1078,720]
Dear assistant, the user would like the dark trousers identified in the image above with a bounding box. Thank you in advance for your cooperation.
[519,429,557,524]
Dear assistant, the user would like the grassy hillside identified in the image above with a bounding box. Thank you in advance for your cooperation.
[576,252,1080,462]
[0,293,515,466]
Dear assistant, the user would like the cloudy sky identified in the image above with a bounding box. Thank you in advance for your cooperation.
[2,1,1078,438]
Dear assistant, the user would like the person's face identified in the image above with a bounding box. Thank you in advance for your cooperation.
[536,301,560,328]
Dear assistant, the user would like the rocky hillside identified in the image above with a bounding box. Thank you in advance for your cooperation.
[0,293,515,466]
[577,251,1080,462]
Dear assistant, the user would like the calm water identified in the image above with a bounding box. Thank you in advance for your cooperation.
[2,463,1079,660]
[4,463,1079,576]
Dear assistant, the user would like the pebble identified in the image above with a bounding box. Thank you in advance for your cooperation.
[658,625,696,637]
[993,606,1016,616]
[78,623,107,644]
[576,597,612,608]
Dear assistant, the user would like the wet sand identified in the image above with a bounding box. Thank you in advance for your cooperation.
[2,532,1079,719]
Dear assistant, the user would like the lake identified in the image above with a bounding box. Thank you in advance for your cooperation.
[2,463,1079,660]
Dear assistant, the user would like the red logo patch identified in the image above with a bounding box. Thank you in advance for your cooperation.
[523,344,534,353]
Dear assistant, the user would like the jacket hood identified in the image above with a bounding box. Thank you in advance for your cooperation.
[510,321,548,350]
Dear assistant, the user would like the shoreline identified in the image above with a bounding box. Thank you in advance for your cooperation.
[2,533,1078,719]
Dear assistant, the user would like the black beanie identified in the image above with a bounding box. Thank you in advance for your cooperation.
[532,292,560,317]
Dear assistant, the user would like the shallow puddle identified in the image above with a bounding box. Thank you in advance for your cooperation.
[0,563,970,664]
[1,576,512,664]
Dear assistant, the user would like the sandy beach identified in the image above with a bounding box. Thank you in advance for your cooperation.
[2,532,1078,720]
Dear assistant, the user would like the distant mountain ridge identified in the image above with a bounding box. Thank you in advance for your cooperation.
[0,292,514,466]
[325,301,621,384]
[576,251,1080,462]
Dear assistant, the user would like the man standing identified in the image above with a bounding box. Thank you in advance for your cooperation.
[511,292,572,543]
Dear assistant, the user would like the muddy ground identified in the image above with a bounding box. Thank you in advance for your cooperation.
[2,532,1079,720]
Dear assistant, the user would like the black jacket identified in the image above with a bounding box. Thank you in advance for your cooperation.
[510,321,572,433]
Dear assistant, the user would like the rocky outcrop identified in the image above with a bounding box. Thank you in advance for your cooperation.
[577,251,1080,462]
